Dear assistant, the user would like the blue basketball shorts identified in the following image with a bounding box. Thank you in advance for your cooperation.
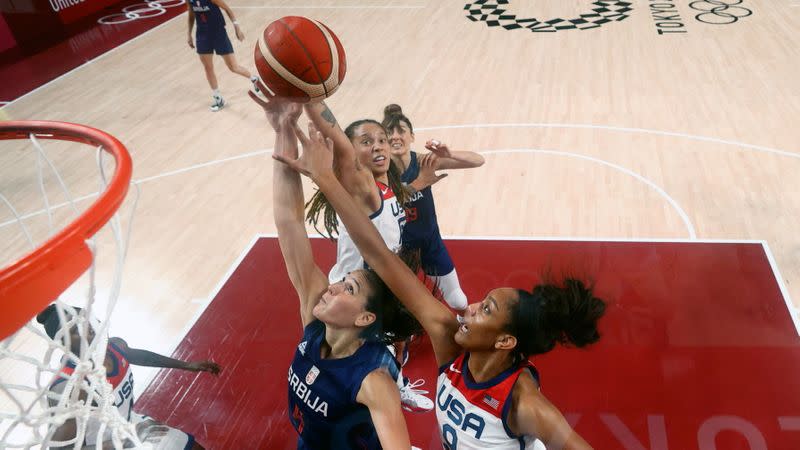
[195,27,234,55]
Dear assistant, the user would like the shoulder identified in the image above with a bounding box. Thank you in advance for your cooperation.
[356,367,398,406]
[508,369,571,442]
[108,337,129,351]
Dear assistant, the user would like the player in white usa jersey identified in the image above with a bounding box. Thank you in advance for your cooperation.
[277,124,608,449]
[36,304,220,449]
[300,100,432,412]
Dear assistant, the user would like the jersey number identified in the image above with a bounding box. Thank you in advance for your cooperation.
[405,207,418,222]
[292,404,304,434]
[442,424,458,449]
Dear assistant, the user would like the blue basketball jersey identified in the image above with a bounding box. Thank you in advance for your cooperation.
[188,0,225,30]
[288,320,399,450]
[401,151,439,243]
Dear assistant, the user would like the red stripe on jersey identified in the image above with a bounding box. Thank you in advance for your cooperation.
[444,354,516,418]
[444,353,537,419]
[376,181,395,200]
[106,344,130,388]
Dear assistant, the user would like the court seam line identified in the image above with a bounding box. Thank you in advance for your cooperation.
[1,13,185,109]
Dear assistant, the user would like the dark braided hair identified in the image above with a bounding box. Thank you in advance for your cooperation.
[382,103,413,135]
[305,119,410,239]
[506,278,606,363]
[358,246,424,344]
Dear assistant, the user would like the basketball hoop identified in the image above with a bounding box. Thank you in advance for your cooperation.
[0,121,144,448]
[0,121,131,341]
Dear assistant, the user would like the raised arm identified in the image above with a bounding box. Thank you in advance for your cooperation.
[425,140,485,170]
[251,90,329,327]
[275,123,462,366]
[304,101,377,207]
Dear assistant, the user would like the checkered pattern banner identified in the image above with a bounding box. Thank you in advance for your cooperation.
[464,0,633,32]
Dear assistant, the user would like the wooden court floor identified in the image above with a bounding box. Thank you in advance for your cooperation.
[2,0,800,446]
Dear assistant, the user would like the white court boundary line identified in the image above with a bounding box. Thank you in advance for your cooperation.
[416,123,800,160]
[0,148,274,229]
[481,149,696,238]
[139,234,800,394]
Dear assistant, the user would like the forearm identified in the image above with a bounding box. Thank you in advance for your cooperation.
[450,150,484,167]
[273,127,305,226]
[438,150,485,170]
[220,4,237,23]
[304,102,358,169]
[187,11,194,33]
[125,348,193,370]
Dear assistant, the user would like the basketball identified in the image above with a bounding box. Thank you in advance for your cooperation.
[254,16,346,103]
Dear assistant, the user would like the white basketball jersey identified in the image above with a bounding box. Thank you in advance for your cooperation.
[436,353,546,450]
[328,181,405,283]
[52,340,134,446]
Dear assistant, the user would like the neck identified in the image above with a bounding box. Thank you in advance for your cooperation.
[465,349,516,383]
[397,151,412,172]
[321,325,364,359]
[375,172,389,184]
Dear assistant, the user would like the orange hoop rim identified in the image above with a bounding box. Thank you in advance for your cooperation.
[0,121,132,341]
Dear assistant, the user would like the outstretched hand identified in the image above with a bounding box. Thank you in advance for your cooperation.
[273,122,334,180]
[414,152,448,189]
[248,81,302,131]
[187,360,222,375]
[425,139,452,159]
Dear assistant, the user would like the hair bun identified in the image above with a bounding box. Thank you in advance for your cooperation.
[383,103,403,119]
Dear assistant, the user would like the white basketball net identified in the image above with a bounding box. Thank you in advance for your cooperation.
[0,131,145,449]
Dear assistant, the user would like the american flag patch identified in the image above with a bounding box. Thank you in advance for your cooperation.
[483,394,500,409]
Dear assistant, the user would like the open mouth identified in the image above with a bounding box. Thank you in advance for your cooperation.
[457,315,468,333]
[373,155,387,164]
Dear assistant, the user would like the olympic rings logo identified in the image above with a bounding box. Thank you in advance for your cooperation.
[98,0,184,25]
[689,0,752,25]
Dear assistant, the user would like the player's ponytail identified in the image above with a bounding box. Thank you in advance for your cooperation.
[507,277,606,362]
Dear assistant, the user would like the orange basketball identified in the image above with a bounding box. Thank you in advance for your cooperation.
[254,17,347,103]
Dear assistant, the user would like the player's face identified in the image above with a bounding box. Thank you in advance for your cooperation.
[314,271,373,328]
[454,288,517,351]
[388,123,414,157]
[351,123,391,175]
